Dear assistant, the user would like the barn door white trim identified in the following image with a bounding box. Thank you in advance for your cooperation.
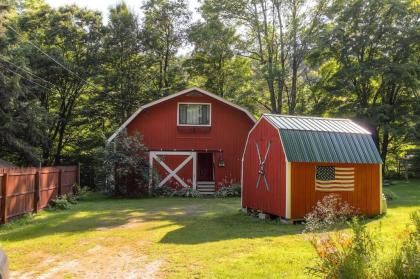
[148,151,197,191]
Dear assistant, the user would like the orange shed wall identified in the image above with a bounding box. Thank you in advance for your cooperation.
[242,118,287,217]
[291,162,380,220]
[126,90,255,188]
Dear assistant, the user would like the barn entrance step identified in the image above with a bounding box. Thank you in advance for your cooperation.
[197,181,215,195]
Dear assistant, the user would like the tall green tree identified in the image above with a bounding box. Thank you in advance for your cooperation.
[312,0,420,167]
[186,12,237,97]
[203,0,328,114]
[11,1,104,165]
[0,1,49,166]
[102,2,146,125]
[141,0,190,97]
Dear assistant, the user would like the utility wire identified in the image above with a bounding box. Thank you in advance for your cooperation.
[4,23,91,86]
[0,56,57,88]
[3,65,53,91]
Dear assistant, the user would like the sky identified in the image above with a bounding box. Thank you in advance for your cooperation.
[45,0,202,23]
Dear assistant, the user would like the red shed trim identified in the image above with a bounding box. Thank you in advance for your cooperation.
[107,87,256,142]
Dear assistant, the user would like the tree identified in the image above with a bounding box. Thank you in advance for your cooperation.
[0,1,49,166]
[186,6,259,113]
[141,0,191,97]
[203,0,328,114]
[312,0,419,167]
[101,3,147,125]
[186,10,237,97]
[12,2,104,165]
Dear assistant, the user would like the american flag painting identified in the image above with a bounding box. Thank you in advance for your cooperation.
[315,166,355,191]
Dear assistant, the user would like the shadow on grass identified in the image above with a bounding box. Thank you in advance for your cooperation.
[1,180,418,245]
[0,195,303,244]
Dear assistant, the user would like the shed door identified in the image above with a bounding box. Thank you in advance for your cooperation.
[197,153,213,181]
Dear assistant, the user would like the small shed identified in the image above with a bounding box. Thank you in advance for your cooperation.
[241,114,383,220]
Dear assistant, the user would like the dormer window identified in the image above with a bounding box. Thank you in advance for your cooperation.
[178,103,211,126]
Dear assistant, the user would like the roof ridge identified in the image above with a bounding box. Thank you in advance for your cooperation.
[263,113,351,121]
[263,114,371,135]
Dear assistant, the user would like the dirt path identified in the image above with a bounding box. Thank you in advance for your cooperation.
[11,244,163,279]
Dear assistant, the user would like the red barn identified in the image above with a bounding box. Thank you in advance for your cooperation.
[108,87,255,194]
[242,114,383,220]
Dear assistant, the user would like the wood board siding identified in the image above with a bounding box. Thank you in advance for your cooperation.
[290,162,380,219]
[242,118,287,217]
[0,166,79,224]
[127,90,255,189]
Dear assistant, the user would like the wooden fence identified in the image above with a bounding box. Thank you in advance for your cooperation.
[0,165,80,224]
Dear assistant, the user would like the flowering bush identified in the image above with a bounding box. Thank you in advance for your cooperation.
[304,194,359,233]
[306,218,378,278]
[215,184,241,198]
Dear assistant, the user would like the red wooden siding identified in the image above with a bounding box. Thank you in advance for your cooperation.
[242,118,287,217]
[1,166,79,224]
[127,90,255,188]
[291,163,380,219]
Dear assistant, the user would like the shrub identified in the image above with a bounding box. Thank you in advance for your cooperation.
[215,184,241,198]
[101,131,150,197]
[49,195,73,210]
[306,218,378,279]
[383,188,398,201]
[383,210,420,279]
[304,194,359,233]
[151,185,175,197]
[72,183,88,200]
[171,187,201,198]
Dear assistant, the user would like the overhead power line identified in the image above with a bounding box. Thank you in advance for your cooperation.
[0,56,57,88]
[4,23,93,86]
[2,64,53,92]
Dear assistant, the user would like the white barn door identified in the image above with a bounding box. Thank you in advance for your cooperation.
[149,151,197,191]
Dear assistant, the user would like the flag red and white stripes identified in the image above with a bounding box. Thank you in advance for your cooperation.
[315,166,355,192]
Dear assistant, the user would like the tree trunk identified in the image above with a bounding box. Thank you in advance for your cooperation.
[380,126,390,167]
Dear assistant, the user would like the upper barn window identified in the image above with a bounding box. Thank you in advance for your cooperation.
[178,103,211,126]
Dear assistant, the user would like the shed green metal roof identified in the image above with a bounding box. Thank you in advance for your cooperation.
[264,114,382,164]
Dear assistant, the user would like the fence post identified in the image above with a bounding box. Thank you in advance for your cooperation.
[34,170,40,213]
[58,169,63,196]
[1,172,9,224]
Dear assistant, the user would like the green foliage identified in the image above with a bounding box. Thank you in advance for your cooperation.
[49,194,74,210]
[312,0,419,169]
[72,183,89,200]
[383,188,398,201]
[0,0,418,185]
[383,210,420,279]
[150,185,176,197]
[306,218,378,279]
[101,132,150,196]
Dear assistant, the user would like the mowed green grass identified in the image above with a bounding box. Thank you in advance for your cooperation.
[0,180,419,278]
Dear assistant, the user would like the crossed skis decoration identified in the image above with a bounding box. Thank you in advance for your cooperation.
[255,140,271,191]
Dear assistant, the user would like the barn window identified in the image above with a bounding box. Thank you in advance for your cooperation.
[178,103,211,126]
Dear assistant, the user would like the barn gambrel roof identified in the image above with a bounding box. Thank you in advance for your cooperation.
[264,114,383,164]
[107,87,256,143]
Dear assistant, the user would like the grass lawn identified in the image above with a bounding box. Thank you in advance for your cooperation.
[0,180,419,278]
